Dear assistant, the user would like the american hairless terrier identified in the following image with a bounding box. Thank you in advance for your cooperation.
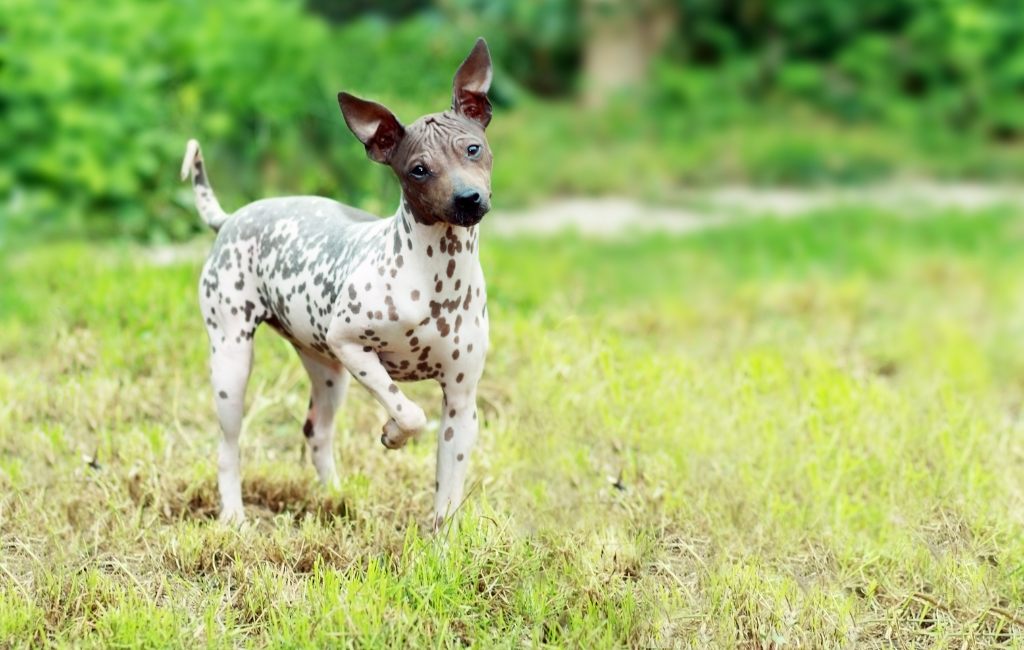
[181,39,494,531]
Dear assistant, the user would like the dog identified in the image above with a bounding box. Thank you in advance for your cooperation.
[181,38,494,531]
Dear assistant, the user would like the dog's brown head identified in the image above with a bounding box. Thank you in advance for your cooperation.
[339,38,494,228]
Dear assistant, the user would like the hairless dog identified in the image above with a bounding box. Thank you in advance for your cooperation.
[181,39,495,532]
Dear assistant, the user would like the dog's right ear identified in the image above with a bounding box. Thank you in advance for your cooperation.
[338,92,405,164]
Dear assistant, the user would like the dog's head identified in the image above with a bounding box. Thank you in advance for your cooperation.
[339,38,494,228]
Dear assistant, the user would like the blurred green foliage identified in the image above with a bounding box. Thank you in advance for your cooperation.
[2,0,1024,244]
[0,0,476,243]
[669,0,1024,136]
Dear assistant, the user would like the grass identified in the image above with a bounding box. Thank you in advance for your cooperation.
[485,99,1024,210]
[3,206,1024,647]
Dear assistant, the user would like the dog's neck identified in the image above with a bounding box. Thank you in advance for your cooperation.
[388,194,481,281]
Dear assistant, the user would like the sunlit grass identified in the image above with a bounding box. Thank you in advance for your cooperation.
[2,207,1024,647]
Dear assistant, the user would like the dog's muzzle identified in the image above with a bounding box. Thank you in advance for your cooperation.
[448,188,490,226]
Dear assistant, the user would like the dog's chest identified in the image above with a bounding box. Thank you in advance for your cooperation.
[338,249,488,384]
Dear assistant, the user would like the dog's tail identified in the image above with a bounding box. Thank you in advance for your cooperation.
[180,139,229,232]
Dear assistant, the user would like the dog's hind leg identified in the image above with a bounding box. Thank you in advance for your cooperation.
[296,349,349,488]
[208,337,254,524]
[200,260,259,524]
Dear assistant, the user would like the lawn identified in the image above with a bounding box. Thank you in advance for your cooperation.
[2,206,1024,648]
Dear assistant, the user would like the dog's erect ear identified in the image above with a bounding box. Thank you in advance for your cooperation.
[338,92,406,164]
[452,37,493,129]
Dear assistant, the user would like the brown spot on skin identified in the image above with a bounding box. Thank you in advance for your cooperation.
[411,290,420,301]
[440,239,447,254]
[436,318,451,337]
[363,346,373,352]
[218,391,228,399]
[456,373,464,383]
[406,329,414,336]
[444,427,454,441]
[455,280,461,291]
[378,266,385,276]
[446,259,456,279]
[390,268,397,278]
[396,255,404,268]
[419,317,431,326]
[375,311,383,320]
[467,343,473,352]
[452,349,460,360]
[303,420,314,438]
[427,245,433,257]
[418,347,432,361]
[388,383,399,394]
[435,281,443,293]
[449,409,456,417]
[455,314,463,333]
[327,380,334,387]
[457,453,464,461]
[410,337,419,346]
[365,283,372,291]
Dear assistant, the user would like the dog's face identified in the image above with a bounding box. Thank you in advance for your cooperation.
[339,38,494,227]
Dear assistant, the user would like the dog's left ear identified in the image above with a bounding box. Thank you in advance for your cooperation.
[452,37,493,129]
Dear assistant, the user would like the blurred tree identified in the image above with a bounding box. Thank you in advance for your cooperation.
[582,0,675,105]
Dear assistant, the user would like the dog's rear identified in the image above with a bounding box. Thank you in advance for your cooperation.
[181,139,229,232]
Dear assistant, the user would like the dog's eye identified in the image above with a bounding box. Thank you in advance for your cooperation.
[467,145,480,156]
[409,165,427,178]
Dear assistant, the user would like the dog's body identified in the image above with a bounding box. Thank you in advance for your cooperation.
[183,39,495,530]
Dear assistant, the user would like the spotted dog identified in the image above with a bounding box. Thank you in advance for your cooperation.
[182,39,495,530]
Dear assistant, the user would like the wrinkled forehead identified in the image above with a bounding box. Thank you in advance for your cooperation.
[395,110,486,164]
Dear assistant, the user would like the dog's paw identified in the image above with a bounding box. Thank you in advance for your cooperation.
[381,418,407,449]
[218,507,246,526]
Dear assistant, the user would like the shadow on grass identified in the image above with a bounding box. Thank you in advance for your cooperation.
[145,473,352,527]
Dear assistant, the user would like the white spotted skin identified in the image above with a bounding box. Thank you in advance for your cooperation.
[198,193,489,528]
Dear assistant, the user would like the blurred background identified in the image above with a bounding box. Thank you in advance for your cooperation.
[2,0,1024,244]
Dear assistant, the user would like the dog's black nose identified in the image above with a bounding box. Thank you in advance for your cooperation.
[454,190,481,212]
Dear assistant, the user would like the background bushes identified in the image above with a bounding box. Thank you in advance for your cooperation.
[2,0,1024,244]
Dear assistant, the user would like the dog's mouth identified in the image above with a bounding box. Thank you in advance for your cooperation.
[445,204,490,228]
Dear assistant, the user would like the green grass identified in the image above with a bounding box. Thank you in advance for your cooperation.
[483,100,1024,210]
[3,207,1024,647]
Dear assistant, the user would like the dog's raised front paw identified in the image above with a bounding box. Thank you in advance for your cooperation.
[381,418,407,449]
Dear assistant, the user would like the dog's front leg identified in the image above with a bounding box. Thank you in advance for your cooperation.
[331,342,426,448]
[432,388,479,533]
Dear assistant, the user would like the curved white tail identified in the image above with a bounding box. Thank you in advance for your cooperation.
[181,139,229,232]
